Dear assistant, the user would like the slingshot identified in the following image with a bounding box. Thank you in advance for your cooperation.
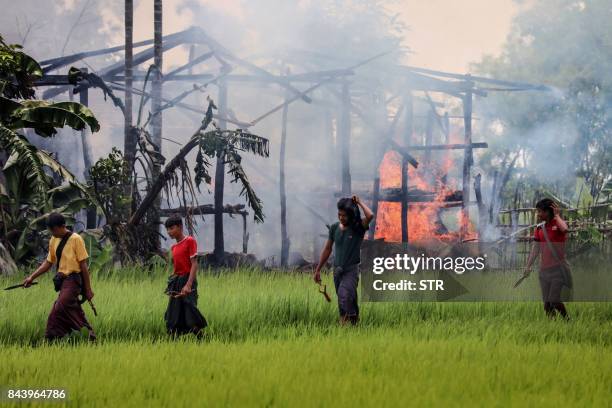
[165,289,186,298]
[318,283,331,302]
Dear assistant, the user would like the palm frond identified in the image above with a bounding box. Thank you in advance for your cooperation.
[0,125,47,198]
[225,150,265,222]
[227,130,270,157]
[36,149,77,183]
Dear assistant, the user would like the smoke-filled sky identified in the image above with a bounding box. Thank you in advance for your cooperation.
[89,0,522,73]
[2,0,552,259]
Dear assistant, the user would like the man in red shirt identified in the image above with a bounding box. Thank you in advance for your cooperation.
[524,198,570,319]
[164,215,207,336]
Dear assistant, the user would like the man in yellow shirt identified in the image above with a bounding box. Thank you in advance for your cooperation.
[23,213,96,341]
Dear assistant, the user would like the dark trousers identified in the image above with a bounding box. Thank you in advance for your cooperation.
[539,265,569,318]
[165,275,207,335]
[45,274,94,340]
[333,264,360,322]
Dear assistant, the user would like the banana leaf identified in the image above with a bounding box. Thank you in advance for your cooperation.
[10,100,100,136]
[36,149,77,183]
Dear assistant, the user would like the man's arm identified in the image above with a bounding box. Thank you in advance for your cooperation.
[23,260,53,287]
[314,239,333,283]
[353,195,374,228]
[80,260,94,300]
[181,258,198,296]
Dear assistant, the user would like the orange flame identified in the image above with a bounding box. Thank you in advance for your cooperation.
[373,149,477,245]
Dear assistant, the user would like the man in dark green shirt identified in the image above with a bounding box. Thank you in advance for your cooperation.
[314,196,374,325]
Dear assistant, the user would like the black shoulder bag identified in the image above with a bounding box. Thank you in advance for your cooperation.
[52,231,73,292]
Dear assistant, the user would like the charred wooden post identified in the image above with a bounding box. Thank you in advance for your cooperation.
[424,110,434,165]
[242,213,249,254]
[474,173,485,223]
[339,80,351,195]
[325,109,337,211]
[370,188,462,203]
[78,68,96,229]
[461,89,473,238]
[279,71,291,267]
[213,79,228,262]
[159,204,247,217]
[369,101,407,239]
[368,177,380,240]
[401,93,414,243]
[404,142,487,151]
[474,173,488,243]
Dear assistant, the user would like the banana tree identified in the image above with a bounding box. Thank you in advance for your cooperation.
[102,99,269,263]
[0,35,100,266]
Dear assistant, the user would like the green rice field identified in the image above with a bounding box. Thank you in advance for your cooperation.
[1,268,611,407]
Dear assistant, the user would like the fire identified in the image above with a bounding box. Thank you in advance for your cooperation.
[373,149,477,245]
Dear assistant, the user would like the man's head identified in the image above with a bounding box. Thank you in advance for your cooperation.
[535,198,555,222]
[47,212,68,238]
[337,197,361,227]
[165,215,184,239]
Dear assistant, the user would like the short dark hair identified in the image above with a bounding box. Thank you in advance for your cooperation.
[337,197,362,227]
[165,215,183,228]
[47,212,66,229]
[536,198,555,218]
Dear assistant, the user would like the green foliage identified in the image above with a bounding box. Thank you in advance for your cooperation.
[0,158,90,263]
[193,128,270,223]
[0,35,100,266]
[0,270,611,406]
[0,35,42,100]
[81,230,114,274]
[0,125,47,199]
[574,225,603,247]
[88,148,131,223]
[226,150,265,223]
[9,100,100,137]
[473,0,612,205]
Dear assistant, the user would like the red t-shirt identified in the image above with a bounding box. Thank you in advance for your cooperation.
[171,236,198,276]
[533,219,566,269]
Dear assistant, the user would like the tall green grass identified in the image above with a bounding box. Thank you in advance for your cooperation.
[1,268,611,407]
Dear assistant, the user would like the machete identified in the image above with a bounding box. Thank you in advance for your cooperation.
[4,282,39,290]
[513,274,529,288]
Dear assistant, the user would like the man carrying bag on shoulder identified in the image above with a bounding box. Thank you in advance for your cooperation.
[23,213,96,341]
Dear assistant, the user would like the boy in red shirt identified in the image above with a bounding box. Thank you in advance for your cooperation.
[524,198,570,319]
[164,215,207,336]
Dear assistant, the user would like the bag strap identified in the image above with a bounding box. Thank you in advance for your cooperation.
[539,222,564,264]
[55,231,73,270]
